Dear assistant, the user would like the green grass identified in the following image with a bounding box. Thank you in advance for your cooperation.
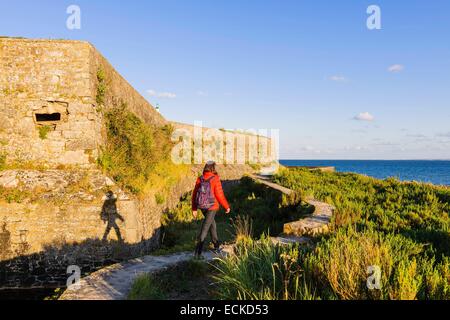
[212,168,450,300]
[273,168,450,257]
[214,229,449,300]
[128,259,218,300]
[304,227,449,300]
[214,236,317,300]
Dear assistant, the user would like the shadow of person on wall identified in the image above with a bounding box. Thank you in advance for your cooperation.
[101,191,125,243]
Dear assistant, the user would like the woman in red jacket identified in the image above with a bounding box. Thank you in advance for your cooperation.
[192,161,231,258]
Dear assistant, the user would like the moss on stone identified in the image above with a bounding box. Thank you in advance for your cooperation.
[0,153,6,171]
[38,125,52,140]
[96,68,107,106]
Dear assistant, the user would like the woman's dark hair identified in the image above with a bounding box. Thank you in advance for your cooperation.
[203,161,217,175]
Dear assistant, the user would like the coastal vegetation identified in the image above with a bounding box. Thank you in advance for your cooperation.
[97,104,189,195]
[273,168,450,256]
[212,168,450,300]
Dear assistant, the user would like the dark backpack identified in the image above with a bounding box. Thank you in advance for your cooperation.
[196,176,216,210]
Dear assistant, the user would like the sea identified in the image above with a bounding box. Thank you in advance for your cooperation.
[279,160,450,186]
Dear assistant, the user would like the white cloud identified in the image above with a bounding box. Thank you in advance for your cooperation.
[328,75,347,82]
[147,89,177,99]
[353,112,375,122]
[388,64,405,73]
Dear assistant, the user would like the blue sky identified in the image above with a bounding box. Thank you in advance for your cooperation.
[1,0,450,159]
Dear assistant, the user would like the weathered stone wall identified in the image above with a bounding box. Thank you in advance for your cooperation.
[0,170,140,254]
[0,38,166,168]
[89,47,166,128]
[171,122,276,165]
[0,38,102,167]
[0,37,262,288]
[0,164,252,288]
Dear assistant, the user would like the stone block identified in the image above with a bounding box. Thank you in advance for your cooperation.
[59,150,89,165]
[68,103,93,115]
[0,170,19,188]
[65,139,96,151]
[17,117,36,137]
[63,130,83,139]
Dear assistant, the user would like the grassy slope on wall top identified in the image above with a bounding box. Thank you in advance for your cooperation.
[98,104,189,196]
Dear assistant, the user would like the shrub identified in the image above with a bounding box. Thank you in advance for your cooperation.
[0,186,31,203]
[98,104,177,194]
[419,256,450,300]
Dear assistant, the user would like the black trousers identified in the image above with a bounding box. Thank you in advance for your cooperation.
[198,210,219,244]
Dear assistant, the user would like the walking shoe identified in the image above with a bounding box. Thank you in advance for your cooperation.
[211,243,222,254]
[194,240,205,258]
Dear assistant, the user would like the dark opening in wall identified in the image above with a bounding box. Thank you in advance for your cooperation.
[35,113,61,122]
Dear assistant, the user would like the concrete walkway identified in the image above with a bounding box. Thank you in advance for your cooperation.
[60,247,233,300]
[250,174,294,195]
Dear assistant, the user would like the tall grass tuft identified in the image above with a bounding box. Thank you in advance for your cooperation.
[213,236,317,300]
[304,227,426,300]
[231,215,253,244]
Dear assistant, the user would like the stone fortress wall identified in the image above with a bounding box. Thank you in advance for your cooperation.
[0,38,167,168]
[0,39,100,167]
[0,38,270,288]
[171,121,277,165]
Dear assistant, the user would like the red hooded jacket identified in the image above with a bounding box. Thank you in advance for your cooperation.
[192,172,230,212]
